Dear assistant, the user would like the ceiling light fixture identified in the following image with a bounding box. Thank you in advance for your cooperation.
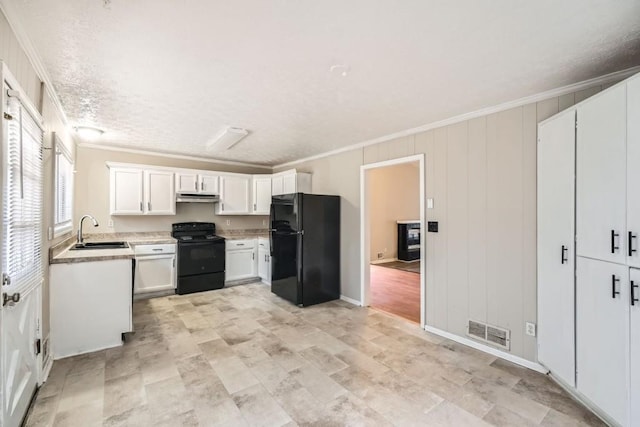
[208,127,249,151]
[74,126,104,139]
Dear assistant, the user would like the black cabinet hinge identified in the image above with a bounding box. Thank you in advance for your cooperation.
[3,113,13,120]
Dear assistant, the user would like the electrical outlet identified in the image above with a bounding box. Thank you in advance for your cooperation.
[107,219,114,228]
[226,219,231,226]
[525,322,536,337]
[377,252,384,259]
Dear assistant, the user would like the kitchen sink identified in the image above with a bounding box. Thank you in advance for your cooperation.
[71,241,129,250]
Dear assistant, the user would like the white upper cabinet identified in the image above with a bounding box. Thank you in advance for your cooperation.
[144,170,175,215]
[199,174,219,195]
[252,175,272,215]
[537,110,577,387]
[175,173,199,193]
[110,166,175,216]
[628,76,640,268]
[110,167,144,215]
[272,170,312,196]
[175,172,219,194]
[217,175,251,215]
[576,84,627,264]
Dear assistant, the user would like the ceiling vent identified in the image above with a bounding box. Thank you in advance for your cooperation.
[467,319,510,350]
[208,127,249,151]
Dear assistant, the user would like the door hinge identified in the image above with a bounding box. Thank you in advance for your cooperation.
[2,273,10,286]
[35,339,41,355]
[3,112,13,120]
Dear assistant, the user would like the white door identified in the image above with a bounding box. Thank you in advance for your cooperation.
[219,176,250,214]
[253,176,272,215]
[576,84,627,263]
[630,267,640,427]
[576,257,629,426]
[627,77,640,268]
[135,255,175,294]
[175,173,198,193]
[537,110,576,387]
[144,170,175,215]
[283,174,297,194]
[110,168,144,215]
[199,174,219,194]
[272,175,284,196]
[225,249,257,281]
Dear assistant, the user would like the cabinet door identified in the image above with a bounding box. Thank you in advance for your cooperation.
[145,170,175,215]
[628,78,640,267]
[199,174,219,194]
[253,176,272,215]
[537,110,576,387]
[110,168,144,215]
[576,85,627,263]
[272,175,284,196]
[258,247,269,282]
[219,176,250,214]
[176,173,198,193]
[283,174,297,194]
[135,255,175,294]
[576,257,629,426]
[631,268,640,427]
[225,249,257,281]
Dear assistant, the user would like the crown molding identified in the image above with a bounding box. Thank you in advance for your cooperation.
[78,142,273,170]
[0,0,74,135]
[275,65,640,169]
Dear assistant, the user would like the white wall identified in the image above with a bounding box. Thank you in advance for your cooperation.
[368,163,419,261]
[276,83,612,362]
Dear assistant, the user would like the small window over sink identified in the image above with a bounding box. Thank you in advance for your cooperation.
[53,132,74,238]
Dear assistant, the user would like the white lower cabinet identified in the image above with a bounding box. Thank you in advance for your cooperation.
[631,268,640,427]
[258,237,271,284]
[225,239,257,282]
[134,244,176,294]
[50,259,133,359]
[576,257,630,426]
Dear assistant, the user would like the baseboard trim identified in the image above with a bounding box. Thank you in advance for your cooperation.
[340,295,361,306]
[370,257,397,265]
[424,325,548,374]
[40,354,53,384]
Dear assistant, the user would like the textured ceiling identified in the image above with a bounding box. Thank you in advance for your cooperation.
[9,0,640,166]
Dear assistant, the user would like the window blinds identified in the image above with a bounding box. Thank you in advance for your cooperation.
[3,91,43,293]
[54,133,73,234]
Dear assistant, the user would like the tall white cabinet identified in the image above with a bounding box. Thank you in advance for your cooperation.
[538,72,640,427]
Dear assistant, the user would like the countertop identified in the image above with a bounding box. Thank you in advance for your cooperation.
[50,232,176,264]
[219,232,269,241]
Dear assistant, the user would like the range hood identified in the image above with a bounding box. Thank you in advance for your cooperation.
[176,193,220,203]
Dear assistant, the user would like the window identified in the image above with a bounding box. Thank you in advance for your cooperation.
[2,86,43,290]
[53,132,73,237]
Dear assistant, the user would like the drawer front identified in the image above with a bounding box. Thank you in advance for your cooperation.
[226,239,256,251]
[258,237,270,251]
[134,243,176,255]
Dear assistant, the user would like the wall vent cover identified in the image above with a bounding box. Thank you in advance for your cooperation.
[467,320,511,350]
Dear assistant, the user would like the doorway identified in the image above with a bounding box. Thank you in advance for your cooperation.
[360,154,425,326]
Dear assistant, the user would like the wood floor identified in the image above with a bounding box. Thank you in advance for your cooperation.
[370,264,420,324]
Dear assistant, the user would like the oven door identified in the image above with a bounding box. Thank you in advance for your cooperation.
[177,240,225,276]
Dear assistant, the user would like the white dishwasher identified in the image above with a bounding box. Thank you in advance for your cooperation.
[134,243,176,295]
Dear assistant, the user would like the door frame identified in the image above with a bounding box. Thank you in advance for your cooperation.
[360,154,426,327]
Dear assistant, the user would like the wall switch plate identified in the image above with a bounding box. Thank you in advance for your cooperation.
[427,198,434,209]
[526,322,536,337]
[427,221,438,232]
[107,219,114,228]
[377,252,384,259]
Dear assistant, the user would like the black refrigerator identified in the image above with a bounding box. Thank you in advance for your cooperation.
[270,193,340,307]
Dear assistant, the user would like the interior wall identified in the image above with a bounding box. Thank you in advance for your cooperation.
[276,83,612,362]
[368,163,419,261]
[74,146,270,234]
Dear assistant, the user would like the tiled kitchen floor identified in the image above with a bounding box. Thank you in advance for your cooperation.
[26,282,603,427]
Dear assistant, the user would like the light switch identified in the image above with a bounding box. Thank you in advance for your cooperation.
[427,198,434,209]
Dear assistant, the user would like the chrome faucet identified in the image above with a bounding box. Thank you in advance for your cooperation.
[77,214,99,245]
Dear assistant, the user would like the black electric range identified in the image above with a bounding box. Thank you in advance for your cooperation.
[171,222,225,295]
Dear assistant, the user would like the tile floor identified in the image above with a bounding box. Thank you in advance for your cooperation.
[25,282,604,427]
